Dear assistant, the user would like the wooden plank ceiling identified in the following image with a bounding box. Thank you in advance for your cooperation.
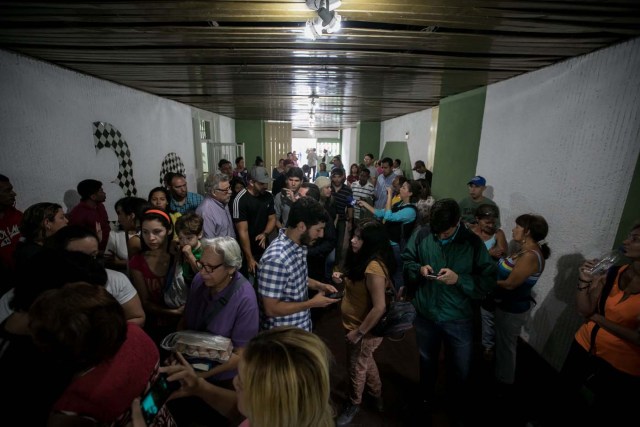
[1,1,639,130]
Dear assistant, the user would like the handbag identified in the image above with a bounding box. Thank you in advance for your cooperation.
[164,256,188,308]
[371,276,416,339]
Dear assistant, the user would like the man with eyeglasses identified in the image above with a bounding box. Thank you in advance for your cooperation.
[196,173,236,239]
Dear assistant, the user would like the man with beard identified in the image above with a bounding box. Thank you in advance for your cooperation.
[232,166,276,281]
[258,197,340,331]
[68,179,111,252]
[168,173,203,215]
[196,173,235,239]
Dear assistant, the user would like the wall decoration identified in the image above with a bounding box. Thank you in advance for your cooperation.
[160,152,186,185]
[92,121,138,196]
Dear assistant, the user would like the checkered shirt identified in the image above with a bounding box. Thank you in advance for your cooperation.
[258,229,311,331]
[170,191,204,214]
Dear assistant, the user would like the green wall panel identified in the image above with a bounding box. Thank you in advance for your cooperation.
[357,121,381,162]
[614,150,640,248]
[235,120,264,167]
[380,142,412,178]
[431,87,487,201]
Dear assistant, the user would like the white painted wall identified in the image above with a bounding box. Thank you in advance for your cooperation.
[478,37,640,369]
[341,127,357,168]
[380,109,433,178]
[0,50,233,221]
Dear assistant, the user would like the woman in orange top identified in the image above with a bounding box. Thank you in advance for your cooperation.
[562,221,640,424]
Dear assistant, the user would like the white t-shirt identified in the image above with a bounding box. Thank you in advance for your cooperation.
[0,271,137,324]
[0,289,14,324]
[105,230,128,260]
[106,269,137,305]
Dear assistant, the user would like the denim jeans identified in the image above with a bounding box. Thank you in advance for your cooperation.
[480,306,496,350]
[391,244,404,291]
[494,307,529,384]
[414,313,473,400]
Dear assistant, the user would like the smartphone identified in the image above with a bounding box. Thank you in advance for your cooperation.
[425,274,440,280]
[140,373,179,425]
[326,291,344,299]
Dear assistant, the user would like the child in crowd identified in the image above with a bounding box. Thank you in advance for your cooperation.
[174,213,204,286]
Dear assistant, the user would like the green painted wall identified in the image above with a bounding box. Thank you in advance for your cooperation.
[235,120,264,167]
[357,122,381,161]
[380,141,412,177]
[614,151,640,248]
[431,87,487,201]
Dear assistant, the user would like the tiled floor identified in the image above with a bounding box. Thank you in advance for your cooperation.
[312,304,567,427]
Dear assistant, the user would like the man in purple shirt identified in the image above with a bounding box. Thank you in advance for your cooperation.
[196,173,236,239]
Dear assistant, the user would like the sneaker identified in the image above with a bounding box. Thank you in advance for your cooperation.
[336,404,360,426]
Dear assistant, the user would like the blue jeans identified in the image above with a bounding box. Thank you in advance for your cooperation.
[414,313,473,400]
[391,244,404,291]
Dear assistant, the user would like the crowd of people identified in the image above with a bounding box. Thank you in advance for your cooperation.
[0,151,636,426]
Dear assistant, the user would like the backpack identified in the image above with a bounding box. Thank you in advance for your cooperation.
[370,278,416,340]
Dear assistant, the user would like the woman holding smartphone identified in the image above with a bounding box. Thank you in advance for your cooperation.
[130,327,334,427]
[332,220,396,426]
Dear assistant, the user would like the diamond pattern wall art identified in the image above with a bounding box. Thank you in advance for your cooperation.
[92,121,138,196]
[160,152,186,185]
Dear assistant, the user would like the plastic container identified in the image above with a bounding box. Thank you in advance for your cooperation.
[160,331,233,363]
[585,249,622,276]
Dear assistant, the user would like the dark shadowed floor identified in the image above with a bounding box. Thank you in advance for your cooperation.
[312,304,570,427]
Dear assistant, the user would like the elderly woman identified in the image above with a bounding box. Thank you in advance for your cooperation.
[169,237,259,426]
[182,236,259,382]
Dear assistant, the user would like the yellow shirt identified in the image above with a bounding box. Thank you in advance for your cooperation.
[341,260,388,331]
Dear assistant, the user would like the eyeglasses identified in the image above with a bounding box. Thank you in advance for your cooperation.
[196,261,225,273]
[215,187,232,193]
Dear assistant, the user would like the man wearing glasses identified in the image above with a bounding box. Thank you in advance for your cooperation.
[196,173,236,239]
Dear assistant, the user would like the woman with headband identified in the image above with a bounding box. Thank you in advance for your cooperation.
[129,209,183,343]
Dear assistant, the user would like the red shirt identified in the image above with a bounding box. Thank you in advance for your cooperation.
[69,200,111,251]
[0,206,23,271]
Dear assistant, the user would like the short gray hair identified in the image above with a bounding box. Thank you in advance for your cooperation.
[204,173,230,195]
[201,236,242,269]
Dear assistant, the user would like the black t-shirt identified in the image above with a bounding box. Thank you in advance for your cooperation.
[231,189,275,260]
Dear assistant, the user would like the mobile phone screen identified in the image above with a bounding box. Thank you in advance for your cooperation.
[425,274,440,280]
[140,374,178,425]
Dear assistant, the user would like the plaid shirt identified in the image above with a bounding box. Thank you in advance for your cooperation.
[258,229,311,331]
[170,192,204,214]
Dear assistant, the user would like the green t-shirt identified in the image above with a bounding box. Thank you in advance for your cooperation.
[458,197,500,228]
[182,244,204,285]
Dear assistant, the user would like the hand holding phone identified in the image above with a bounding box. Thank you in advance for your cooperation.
[424,274,440,280]
[139,373,179,425]
[326,291,344,299]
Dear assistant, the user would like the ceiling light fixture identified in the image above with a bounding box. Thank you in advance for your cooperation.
[304,0,342,38]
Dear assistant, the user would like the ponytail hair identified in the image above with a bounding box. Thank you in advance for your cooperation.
[515,214,551,259]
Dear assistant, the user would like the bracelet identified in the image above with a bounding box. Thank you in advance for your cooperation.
[578,278,591,284]
[356,329,365,337]
[577,284,591,291]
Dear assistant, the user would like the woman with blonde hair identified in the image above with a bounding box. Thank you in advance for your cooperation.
[131,327,334,427]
